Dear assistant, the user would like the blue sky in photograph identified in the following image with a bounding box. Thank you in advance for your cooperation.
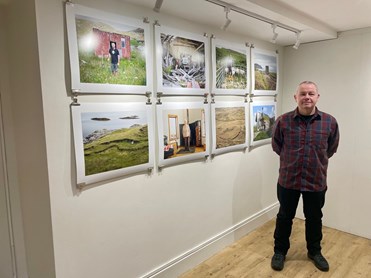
[81,110,147,137]
[254,52,277,73]
[253,105,276,118]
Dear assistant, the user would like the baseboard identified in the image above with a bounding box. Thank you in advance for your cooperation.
[140,202,279,278]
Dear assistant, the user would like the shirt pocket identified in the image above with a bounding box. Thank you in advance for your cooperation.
[312,129,329,150]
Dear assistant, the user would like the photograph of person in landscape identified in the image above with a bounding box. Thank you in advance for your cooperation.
[75,14,147,85]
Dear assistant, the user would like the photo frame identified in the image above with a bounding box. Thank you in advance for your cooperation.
[157,101,210,167]
[211,38,249,95]
[65,3,152,94]
[71,102,154,186]
[251,48,278,95]
[155,25,209,95]
[211,101,249,155]
[249,99,277,146]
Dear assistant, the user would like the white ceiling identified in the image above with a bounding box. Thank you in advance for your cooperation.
[117,0,371,46]
[2,0,371,46]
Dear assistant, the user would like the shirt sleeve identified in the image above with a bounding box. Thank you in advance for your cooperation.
[271,116,283,156]
[327,118,340,158]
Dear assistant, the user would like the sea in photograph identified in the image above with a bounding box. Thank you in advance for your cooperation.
[82,110,147,138]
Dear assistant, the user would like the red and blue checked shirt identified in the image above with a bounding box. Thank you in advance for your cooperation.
[272,107,339,192]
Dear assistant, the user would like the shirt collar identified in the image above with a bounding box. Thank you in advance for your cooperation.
[293,107,321,120]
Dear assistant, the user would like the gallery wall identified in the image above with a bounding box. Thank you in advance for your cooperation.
[3,0,371,277]
[0,1,54,278]
[31,0,282,277]
[282,28,371,239]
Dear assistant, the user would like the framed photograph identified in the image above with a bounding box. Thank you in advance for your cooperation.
[251,48,278,95]
[249,99,277,146]
[211,39,249,95]
[155,25,209,95]
[71,102,154,186]
[65,3,152,94]
[157,101,210,167]
[211,101,249,155]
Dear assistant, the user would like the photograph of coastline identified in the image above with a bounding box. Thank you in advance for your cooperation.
[71,103,154,186]
[82,110,149,176]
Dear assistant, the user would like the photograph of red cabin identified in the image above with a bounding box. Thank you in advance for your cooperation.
[93,28,131,59]
[75,15,147,86]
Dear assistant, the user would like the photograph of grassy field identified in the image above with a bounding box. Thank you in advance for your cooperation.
[76,15,146,85]
[81,111,149,176]
[215,106,246,149]
[253,50,277,91]
[215,46,247,90]
[251,103,276,143]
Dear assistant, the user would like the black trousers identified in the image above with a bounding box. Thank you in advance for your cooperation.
[273,184,326,256]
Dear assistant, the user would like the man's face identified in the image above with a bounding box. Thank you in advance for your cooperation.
[294,83,320,113]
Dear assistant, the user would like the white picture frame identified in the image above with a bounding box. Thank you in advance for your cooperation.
[251,48,278,96]
[249,99,277,146]
[157,101,210,167]
[211,101,249,155]
[211,38,249,95]
[71,102,154,186]
[65,3,152,94]
[155,25,209,95]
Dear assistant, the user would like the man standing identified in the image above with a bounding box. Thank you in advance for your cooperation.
[271,81,339,272]
[108,41,120,75]
[182,120,191,151]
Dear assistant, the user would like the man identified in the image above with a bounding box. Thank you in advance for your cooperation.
[271,81,339,272]
[108,41,120,75]
[182,120,191,151]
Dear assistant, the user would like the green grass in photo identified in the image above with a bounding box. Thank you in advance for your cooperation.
[84,125,149,176]
[79,46,146,85]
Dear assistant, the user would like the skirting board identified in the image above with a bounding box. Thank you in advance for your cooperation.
[140,202,279,278]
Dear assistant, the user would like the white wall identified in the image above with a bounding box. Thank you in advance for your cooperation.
[282,29,371,239]
[31,0,281,277]
[0,2,52,277]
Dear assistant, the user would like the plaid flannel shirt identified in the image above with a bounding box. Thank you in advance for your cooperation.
[272,107,339,192]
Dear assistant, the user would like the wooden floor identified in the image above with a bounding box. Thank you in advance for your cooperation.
[179,218,371,278]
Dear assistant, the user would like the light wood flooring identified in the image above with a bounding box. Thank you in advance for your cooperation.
[179,218,371,278]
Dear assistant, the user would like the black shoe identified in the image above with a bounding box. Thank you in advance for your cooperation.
[271,253,285,271]
[308,253,329,272]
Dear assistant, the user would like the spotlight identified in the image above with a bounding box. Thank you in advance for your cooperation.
[271,23,278,44]
[153,0,164,13]
[293,31,301,49]
[221,6,231,31]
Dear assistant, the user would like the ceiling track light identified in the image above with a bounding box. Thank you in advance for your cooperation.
[293,31,301,49]
[221,6,231,30]
[271,23,278,44]
[153,0,164,13]
[205,0,302,45]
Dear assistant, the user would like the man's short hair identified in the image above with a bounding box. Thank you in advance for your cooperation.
[297,81,318,93]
